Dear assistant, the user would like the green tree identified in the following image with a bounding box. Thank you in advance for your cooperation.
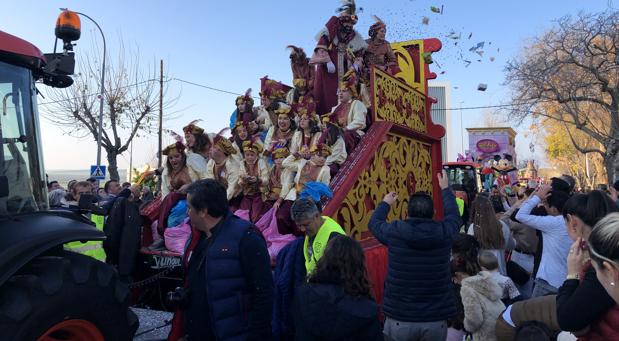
[505,11,619,183]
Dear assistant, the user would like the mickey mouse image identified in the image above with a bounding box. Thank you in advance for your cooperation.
[492,153,518,189]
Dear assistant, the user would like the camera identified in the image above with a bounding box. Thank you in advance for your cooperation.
[166,287,190,309]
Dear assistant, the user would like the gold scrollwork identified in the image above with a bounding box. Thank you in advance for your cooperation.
[333,134,433,239]
[373,70,427,133]
[391,39,425,92]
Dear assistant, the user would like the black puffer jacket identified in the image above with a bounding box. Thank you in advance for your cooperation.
[293,282,383,341]
[368,189,462,322]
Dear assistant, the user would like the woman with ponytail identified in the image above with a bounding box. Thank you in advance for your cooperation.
[556,190,619,340]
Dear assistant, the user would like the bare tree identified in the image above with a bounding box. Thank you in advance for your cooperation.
[505,11,619,183]
[43,40,177,180]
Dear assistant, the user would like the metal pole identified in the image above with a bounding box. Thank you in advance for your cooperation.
[460,101,464,154]
[157,60,163,192]
[65,10,106,180]
[158,60,163,169]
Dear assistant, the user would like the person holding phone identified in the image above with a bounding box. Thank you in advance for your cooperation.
[369,170,462,341]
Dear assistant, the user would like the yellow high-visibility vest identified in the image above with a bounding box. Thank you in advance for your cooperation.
[65,214,106,261]
[303,216,346,274]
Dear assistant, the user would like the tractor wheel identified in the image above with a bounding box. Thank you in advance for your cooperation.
[0,251,139,340]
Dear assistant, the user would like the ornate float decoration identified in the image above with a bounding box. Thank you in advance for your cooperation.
[322,39,444,298]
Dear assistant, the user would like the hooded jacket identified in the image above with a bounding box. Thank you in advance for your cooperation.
[368,188,462,322]
[461,271,506,341]
[293,282,383,341]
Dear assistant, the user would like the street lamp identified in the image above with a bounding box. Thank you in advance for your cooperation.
[459,101,464,154]
[60,8,106,179]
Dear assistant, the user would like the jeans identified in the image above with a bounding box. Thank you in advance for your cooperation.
[531,278,558,297]
[383,317,448,341]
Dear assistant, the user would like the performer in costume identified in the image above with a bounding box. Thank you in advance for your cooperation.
[310,0,367,116]
[257,77,291,134]
[322,121,348,177]
[261,146,294,213]
[278,143,332,236]
[206,129,241,208]
[264,102,296,156]
[285,46,315,105]
[365,15,396,73]
[290,100,322,157]
[237,138,269,223]
[324,69,367,153]
[229,88,260,135]
[231,121,251,163]
[183,120,211,180]
[160,140,194,198]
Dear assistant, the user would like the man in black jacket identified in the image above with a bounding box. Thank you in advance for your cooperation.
[369,170,461,341]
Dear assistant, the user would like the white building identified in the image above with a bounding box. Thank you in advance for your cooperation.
[428,81,453,162]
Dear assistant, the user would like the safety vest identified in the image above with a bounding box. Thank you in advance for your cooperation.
[65,214,106,261]
[456,197,465,216]
[303,216,346,274]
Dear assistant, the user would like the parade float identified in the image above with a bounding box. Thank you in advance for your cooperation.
[138,20,447,308]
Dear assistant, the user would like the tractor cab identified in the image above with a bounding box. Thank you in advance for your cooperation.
[443,161,481,204]
[0,57,48,214]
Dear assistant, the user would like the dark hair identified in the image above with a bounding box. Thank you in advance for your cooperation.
[122,182,131,188]
[525,188,535,197]
[291,197,320,221]
[478,250,499,271]
[562,190,618,228]
[514,321,553,341]
[470,196,505,249]
[589,212,619,268]
[191,133,212,154]
[308,235,372,298]
[490,195,505,213]
[408,192,433,219]
[103,180,117,194]
[86,177,96,183]
[297,116,321,135]
[47,180,58,189]
[613,180,619,192]
[547,190,570,212]
[551,178,571,193]
[451,234,481,275]
[186,179,228,218]
[324,123,343,146]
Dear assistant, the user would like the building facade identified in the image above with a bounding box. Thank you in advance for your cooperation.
[428,81,452,162]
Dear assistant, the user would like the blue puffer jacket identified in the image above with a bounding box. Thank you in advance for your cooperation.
[369,188,462,322]
[272,237,305,341]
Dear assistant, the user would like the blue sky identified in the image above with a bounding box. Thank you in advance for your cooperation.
[1,0,614,173]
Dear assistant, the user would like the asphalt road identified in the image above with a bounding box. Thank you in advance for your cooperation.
[132,308,173,341]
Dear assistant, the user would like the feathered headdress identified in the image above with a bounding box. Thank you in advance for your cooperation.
[162,130,185,156]
[274,102,294,118]
[336,0,359,23]
[369,15,386,37]
[242,136,264,154]
[271,146,290,160]
[287,45,307,62]
[293,98,317,119]
[310,142,332,157]
[259,77,290,100]
[339,69,358,97]
[182,119,204,135]
[212,127,237,156]
[235,88,254,108]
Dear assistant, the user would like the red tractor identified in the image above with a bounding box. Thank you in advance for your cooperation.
[443,161,482,205]
[0,12,137,340]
